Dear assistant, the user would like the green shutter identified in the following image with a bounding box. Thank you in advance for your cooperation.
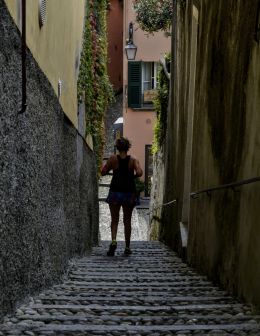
[128,61,142,108]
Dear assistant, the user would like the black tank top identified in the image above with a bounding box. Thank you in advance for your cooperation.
[110,155,136,192]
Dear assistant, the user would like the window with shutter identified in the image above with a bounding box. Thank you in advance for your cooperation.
[128,62,142,108]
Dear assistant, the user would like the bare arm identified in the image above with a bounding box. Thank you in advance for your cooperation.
[101,155,117,176]
[133,158,143,177]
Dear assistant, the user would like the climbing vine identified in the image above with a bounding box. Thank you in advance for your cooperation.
[78,0,114,171]
[152,53,171,154]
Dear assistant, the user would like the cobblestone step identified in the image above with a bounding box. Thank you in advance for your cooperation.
[1,323,260,335]
[46,286,230,296]
[68,274,209,281]
[64,280,214,288]
[5,313,260,325]
[1,241,260,336]
[36,295,235,305]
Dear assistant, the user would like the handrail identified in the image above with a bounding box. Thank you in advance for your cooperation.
[190,176,260,199]
[150,199,177,214]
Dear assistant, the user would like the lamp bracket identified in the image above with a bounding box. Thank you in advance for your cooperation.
[129,22,133,43]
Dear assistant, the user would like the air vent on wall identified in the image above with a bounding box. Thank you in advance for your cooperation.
[39,0,47,27]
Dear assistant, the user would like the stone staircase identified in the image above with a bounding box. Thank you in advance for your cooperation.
[1,241,260,335]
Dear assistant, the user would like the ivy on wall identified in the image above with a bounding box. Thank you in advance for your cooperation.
[78,0,114,170]
[152,53,170,154]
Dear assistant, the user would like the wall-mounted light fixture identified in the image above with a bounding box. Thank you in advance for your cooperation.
[125,22,137,60]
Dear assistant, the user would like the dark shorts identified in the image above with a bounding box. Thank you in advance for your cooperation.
[106,191,137,206]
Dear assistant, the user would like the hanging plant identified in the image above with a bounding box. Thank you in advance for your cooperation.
[78,0,114,171]
[133,0,173,34]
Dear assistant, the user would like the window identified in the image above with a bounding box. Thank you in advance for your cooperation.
[128,61,158,108]
[142,62,158,104]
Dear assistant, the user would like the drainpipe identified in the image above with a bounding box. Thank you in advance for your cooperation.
[171,0,177,165]
[172,0,177,81]
[20,0,27,113]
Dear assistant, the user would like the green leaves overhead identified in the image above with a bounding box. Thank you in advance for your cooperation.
[133,0,173,34]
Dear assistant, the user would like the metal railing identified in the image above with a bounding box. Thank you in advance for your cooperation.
[190,176,260,199]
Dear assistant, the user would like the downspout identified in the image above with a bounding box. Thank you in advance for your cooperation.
[20,0,27,113]
[172,0,177,84]
[172,0,178,175]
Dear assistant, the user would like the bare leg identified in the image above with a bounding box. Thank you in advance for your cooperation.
[109,204,121,241]
[122,205,134,248]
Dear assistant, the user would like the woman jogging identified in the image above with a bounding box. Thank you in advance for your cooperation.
[101,137,143,256]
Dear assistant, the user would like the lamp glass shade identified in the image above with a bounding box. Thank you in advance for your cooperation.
[125,43,137,60]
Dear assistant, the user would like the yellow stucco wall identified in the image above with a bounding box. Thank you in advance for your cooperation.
[5,0,85,131]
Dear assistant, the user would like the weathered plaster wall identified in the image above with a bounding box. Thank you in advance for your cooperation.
[159,1,191,251]
[188,0,260,307]
[149,150,166,240]
[164,0,260,307]
[0,1,99,318]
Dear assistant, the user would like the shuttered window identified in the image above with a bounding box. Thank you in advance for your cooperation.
[128,61,142,108]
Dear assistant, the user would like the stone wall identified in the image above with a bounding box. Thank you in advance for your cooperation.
[0,0,99,319]
[104,93,123,156]
[161,0,260,308]
[149,150,166,240]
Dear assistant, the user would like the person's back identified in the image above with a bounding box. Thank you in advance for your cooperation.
[110,155,136,193]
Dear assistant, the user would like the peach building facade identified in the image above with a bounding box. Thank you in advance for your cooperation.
[107,0,123,92]
[123,0,171,194]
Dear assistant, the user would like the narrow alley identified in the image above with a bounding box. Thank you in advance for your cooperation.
[1,0,260,335]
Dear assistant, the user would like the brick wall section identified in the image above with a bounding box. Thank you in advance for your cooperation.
[0,0,99,319]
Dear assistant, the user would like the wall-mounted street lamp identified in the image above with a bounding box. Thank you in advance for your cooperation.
[125,22,137,60]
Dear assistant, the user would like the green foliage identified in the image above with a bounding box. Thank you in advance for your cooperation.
[135,177,145,194]
[152,53,170,154]
[133,0,173,34]
[78,0,114,171]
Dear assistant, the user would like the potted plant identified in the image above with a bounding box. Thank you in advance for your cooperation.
[135,177,145,205]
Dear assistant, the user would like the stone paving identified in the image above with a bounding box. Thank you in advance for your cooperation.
[99,175,150,242]
[1,181,260,335]
[1,240,260,335]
